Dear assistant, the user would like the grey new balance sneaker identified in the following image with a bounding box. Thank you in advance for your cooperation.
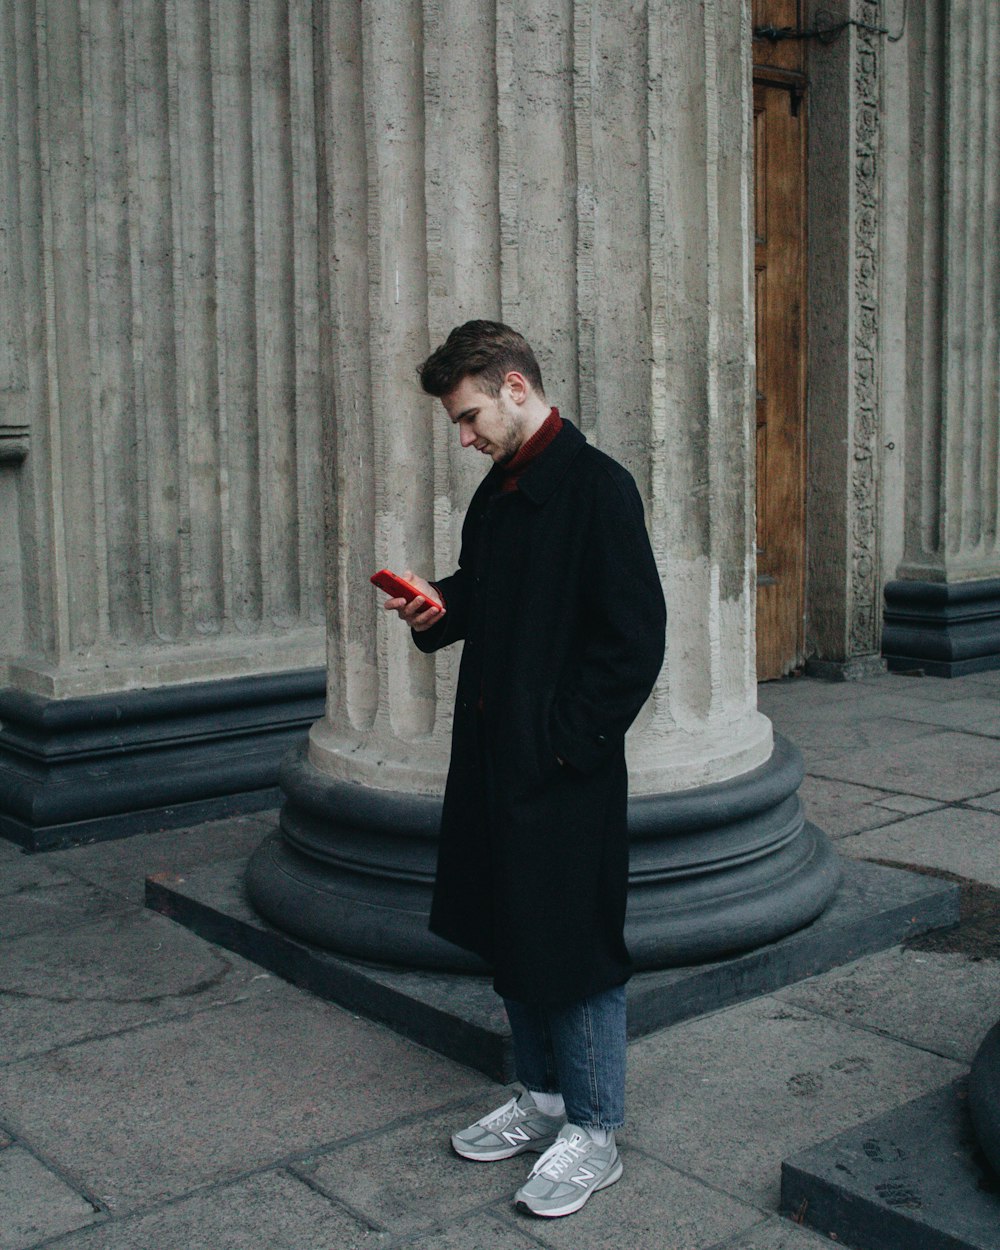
[515,1124,622,1217]
[451,1092,566,1162]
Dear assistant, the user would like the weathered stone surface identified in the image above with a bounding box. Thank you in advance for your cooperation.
[782,1081,1000,1250]
[843,807,1000,887]
[0,869,128,941]
[775,948,1000,1063]
[811,732,1000,802]
[968,790,1000,814]
[0,908,279,1063]
[0,988,489,1215]
[706,1214,833,1248]
[627,996,963,1207]
[0,1146,101,1248]
[402,1213,543,1250]
[27,1170,376,1250]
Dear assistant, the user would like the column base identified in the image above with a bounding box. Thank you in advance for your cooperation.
[970,1019,1000,1177]
[0,670,325,852]
[882,577,1000,676]
[246,734,842,972]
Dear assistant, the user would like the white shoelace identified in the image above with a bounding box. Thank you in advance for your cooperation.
[477,1096,522,1130]
[530,1132,588,1179]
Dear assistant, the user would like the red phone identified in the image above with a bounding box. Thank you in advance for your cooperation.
[370,569,444,613]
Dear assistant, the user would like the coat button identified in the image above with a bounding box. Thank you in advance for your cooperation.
[595,732,607,745]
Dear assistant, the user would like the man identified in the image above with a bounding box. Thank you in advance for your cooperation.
[385,321,665,1218]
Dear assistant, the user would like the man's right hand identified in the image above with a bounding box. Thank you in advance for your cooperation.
[383,570,444,633]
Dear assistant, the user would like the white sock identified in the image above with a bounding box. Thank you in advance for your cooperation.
[528,1090,565,1117]
[585,1127,611,1146]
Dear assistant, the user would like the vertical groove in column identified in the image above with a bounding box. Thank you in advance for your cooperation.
[423,0,501,733]
[288,0,323,626]
[496,0,577,410]
[980,1,999,553]
[959,0,984,553]
[14,0,54,656]
[0,0,26,393]
[647,0,712,721]
[173,0,223,632]
[577,0,651,487]
[250,0,299,627]
[363,0,434,740]
[323,0,376,733]
[212,0,261,630]
[127,0,181,640]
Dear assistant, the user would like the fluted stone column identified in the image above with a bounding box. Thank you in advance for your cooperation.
[248,0,841,970]
[882,0,1000,675]
[0,0,327,848]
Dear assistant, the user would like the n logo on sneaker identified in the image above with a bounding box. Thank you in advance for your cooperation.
[570,1166,596,1188]
[502,1126,531,1147]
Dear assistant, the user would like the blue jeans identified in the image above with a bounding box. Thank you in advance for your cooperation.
[503,984,626,1131]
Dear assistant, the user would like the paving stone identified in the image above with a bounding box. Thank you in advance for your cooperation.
[774,947,1000,1063]
[872,794,945,815]
[404,1212,543,1250]
[292,1100,529,1236]
[0,869,129,941]
[891,696,1000,737]
[781,1080,1000,1250]
[967,790,1000,813]
[707,1214,832,1248]
[0,1146,101,1249]
[626,996,963,1208]
[811,731,1000,801]
[38,1169,378,1250]
[502,1147,761,1250]
[0,987,490,1215]
[792,718,942,768]
[842,807,1000,888]
[0,908,280,1063]
[796,777,903,838]
[46,812,278,905]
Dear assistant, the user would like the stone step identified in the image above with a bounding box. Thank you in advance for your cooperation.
[145,855,958,1081]
[781,1078,1000,1250]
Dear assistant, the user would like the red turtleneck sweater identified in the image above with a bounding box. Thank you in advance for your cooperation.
[499,408,562,492]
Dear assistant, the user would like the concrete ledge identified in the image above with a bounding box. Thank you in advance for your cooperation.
[883,578,1000,677]
[970,1020,1000,1176]
[781,1079,1000,1250]
[0,670,325,852]
[146,856,959,1081]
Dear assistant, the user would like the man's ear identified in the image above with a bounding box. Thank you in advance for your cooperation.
[503,370,529,405]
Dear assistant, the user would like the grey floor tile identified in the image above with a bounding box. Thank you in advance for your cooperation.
[626,996,962,1208]
[890,696,1000,736]
[773,947,1000,1063]
[967,789,1000,813]
[46,813,277,906]
[505,1148,761,1250]
[707,1214,833,1249]
[39,1170,378,1250]
[0,908,279,1063]
[792,718,942,769]
[841,806,1000,887]
[0,870,129,941]
[293,1100,526,1237]
[796,777,904,838]
[405,1212,543,1250]
[0,1146,101,1249]
[0,987,490,1215]
[871,794,944,815]
[810,731,1000,801]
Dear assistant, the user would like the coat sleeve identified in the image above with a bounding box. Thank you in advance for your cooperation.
[549,468,666,774]
[409,567,470,653]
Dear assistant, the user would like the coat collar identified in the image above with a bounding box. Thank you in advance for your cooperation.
[487,417,587,506]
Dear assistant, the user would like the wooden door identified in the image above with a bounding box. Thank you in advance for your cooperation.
[752,2,807,679]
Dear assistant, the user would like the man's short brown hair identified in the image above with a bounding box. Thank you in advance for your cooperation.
[418,321,545,399]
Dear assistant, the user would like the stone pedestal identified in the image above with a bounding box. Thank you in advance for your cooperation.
[248,0,840,972]
[883,0,1000,675]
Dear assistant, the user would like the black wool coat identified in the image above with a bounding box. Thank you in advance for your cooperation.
[413,418,666,1006]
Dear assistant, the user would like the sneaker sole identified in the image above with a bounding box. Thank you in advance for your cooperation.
[451,1135,557,1162]
[515,1156,623,1217]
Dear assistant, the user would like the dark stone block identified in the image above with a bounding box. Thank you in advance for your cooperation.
[970,1020,1000,1177]
[781,1079,1000,1250]
[0,670,325,852]
[883,578,1000,677]
[147,855,958,1081]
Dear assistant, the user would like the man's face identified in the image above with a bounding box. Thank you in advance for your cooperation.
[441,375,526,465]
